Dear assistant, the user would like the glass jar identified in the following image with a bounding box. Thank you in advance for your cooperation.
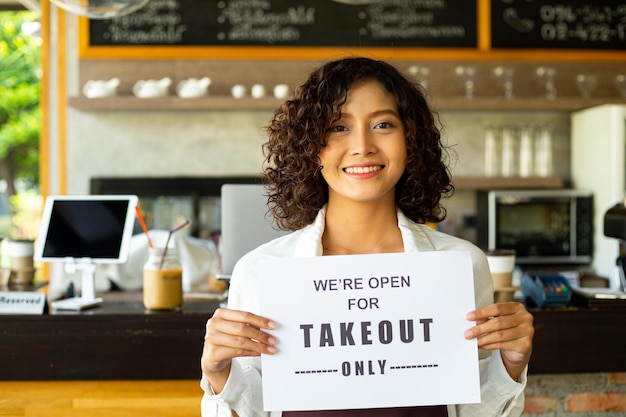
[143,246,183,310]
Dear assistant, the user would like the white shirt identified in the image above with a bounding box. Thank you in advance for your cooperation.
[201,207,527,417]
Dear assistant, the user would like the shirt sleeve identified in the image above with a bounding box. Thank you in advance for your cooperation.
[200,358,269,417]
[200,246,272,417]
[455,351,527,417]
[456,238,527,416]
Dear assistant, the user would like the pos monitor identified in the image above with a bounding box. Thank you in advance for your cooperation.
[34,195,138,310]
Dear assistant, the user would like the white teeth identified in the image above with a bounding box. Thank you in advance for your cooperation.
[344,166,382,174]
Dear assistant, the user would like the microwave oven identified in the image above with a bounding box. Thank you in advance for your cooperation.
[476,190,593,265]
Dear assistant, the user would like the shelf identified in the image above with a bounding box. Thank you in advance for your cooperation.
[430,97,626,112]
[452,176,565,190]
[69,95,283,111]
[68,95,626,112]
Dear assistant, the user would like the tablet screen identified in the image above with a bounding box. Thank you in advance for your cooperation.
[34,195,138,263]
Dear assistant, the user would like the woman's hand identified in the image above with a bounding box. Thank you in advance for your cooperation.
[464,302,534,381]
[201,308,277,393]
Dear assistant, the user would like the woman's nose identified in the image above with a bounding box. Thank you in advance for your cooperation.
[350,127,376,156]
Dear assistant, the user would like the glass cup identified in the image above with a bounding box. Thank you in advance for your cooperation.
[143,247,183,310]
[408,65,430,92]
[536,67,557,100]
[484,126,498,177]
[614,74,626,97]
[501,127,516,177]
[575,74,598,98]
[518,126,534,178]
[494,66,514,99]
[455,66,476,99]
[534,126,553,177]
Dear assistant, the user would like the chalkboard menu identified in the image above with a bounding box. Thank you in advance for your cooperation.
[88,0,477,48]
[491,0,626,50]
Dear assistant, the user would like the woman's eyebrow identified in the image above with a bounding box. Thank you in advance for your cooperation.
[339,108,400,118]
[372,109,400,117]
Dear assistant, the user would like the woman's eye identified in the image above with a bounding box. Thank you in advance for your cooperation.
[374,122,392,129]
[330,125,348,132]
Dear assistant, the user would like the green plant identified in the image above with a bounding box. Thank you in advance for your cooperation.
[0,11,40,199]
[9,190,42,240]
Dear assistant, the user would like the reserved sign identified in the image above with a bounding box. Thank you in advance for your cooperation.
[0,291,47,315]
[259,251,480,412]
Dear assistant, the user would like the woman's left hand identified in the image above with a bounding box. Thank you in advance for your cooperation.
[464,302,534,381]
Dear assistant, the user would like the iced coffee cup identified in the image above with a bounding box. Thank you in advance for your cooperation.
[143,247,183,310]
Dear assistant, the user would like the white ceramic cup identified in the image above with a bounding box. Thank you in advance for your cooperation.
[251,84,266,99]
[273,84,290,99]
[231,84,246,99]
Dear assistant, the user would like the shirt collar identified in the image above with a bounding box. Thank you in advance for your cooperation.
[293,206,435,257]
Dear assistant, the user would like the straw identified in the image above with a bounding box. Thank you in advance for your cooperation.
[159,219,190,270]
[135,205,154,249]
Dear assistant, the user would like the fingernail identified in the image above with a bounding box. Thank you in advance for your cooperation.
[466,312,475,320]
[267,346,276,354]
[464,330,473,339]
[267,320,277,329]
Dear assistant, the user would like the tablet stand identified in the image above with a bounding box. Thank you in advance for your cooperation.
[51,260,103,311]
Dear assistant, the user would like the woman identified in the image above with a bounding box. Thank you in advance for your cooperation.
[200,57,534,417]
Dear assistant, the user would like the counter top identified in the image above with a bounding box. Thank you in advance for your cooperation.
[1,293,624,380]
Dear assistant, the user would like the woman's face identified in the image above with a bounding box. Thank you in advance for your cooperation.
[318,79,407,207]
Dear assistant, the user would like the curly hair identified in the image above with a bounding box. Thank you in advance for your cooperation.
[263,56,453,231]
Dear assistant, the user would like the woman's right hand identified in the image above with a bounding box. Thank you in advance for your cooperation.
[201,308,277,393]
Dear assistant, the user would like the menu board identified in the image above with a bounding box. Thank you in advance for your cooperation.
[491,0,626,50]
[88,0,478,48]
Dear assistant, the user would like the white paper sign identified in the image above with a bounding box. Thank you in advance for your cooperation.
[0,291,47,315]
[259,251,480,412]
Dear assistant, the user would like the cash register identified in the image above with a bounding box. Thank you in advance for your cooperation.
[568,202,626,307]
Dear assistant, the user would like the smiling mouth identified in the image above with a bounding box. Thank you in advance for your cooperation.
[343,165,383,174]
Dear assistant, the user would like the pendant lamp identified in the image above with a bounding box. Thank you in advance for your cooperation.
[49,0,150,19]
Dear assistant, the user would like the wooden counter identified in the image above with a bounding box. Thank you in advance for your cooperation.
[529,306,626,374]
[0,294,220,380]
[0,294,624,380]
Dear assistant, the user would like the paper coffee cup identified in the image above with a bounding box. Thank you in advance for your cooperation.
[7,239,34,271]
[485,249,516,289]
[11,268,36,285]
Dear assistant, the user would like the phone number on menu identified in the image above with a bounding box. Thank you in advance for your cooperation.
[539,4,626,43]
